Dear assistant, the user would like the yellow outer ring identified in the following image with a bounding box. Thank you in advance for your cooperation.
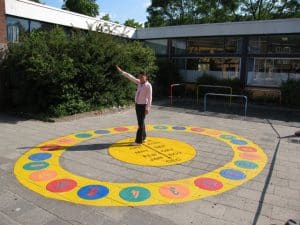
[14,125,268,206]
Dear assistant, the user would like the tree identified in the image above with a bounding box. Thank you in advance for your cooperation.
[146,0,240,26]
[30,0,40,2]
[63,0,99,17]
[124,19,143,28]
[240,0,300,20]
[101,14,111,21]
[146,0,300,27]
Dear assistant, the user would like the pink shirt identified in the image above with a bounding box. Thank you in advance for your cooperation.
[121,71,152,111]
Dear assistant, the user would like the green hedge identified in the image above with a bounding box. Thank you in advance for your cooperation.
[280,79,300,107]
[153,59,182,96]
[196,74,243,95]
[0,27,157,117]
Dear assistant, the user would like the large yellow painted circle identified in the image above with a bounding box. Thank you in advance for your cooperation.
[109,137,196,166]
[14,125,268,206]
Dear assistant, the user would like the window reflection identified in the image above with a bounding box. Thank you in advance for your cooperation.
[144,39,168,55]
[183,57,240,82]
[249,35,300,54]
[247,58,300,87]
[172,39,186,55]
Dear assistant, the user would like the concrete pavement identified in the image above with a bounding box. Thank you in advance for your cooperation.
[0,104,299,225]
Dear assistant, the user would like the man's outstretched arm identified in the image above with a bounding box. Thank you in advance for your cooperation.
[116,66,139,84]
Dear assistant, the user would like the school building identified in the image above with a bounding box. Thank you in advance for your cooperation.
[1,0,300,88]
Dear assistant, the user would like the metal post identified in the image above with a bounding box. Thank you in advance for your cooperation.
[244,96,248,117]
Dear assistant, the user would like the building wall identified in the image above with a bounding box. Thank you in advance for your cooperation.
[0,0,7,45]
[5,0,136,38]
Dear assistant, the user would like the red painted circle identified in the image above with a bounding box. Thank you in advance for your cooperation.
[194,178,223,191]
[295,130,300,136]
[237,146,257,152]
[191,127,205,132]
[46,179,77,193]
[40,144,62,151]
[114,127,129,132]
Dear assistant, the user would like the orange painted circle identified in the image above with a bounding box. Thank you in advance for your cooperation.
[239,152,262,160]
[29,169,57,182]
[159,184,190,199]
[57,137,76,144]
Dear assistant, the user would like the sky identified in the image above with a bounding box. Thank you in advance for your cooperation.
[42,0,150,24]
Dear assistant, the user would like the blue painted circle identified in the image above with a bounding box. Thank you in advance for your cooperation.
[94,130,110,135]
[220,135,236,140]
[235,160,258,169]
[75,133,93,138]
[29,153,52,161]
[172,126,186,130]
[77,185,109,200]
[220,169,246,180]
[231,139,248,145]
[23,161,49,171]
[119,186,151,202]
[153,125,168,130]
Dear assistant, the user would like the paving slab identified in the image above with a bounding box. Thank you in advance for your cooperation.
[0,103,299,225]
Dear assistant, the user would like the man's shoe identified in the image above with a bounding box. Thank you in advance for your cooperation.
[131,142,141,146]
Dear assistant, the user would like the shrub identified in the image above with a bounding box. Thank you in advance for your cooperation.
[1,27,157,117]
[153,59,182,96]
[196,74,243,96]
[280,79,300,107]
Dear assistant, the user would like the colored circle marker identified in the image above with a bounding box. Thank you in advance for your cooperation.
[172,126,186,130]
[29,170,57,182]
[237,146,257,152]
[235,160,258,169]
[159,184,190,199]
[194,177,223,191]
[95,130,110,135]
[78,185,109,200]
[40,144,62,151]
[23,161,49,171]
[46,179,77,193]
[75,133,93,139]
[220,134,236,140]
[191,127,205,132]
[114,127,129,132]
[14,124,267,207]
[120,186,151,202]
[153,125,168,130]
[220,169,246,180]
[240,152,262,160]
[109,137,196,166]
[57,137,76,144]
[231,139,248,145]
[29,153,52,161]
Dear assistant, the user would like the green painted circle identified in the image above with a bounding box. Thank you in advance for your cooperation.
[23,161,49,171]
[119,186,151,202]
[75,133,93,138]
[235,160,259,169]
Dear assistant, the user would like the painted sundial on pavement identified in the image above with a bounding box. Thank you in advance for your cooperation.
[14,125,267,206]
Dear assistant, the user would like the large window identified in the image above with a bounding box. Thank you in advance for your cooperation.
[186,37,242,55]
[187,37,224,54]
[182,57,241,82]
[144,39,168,55]
[247,58,300,87]
[6,16,29,42]
[6,16,54,42]
[249,35,300,54]
[172,39,186,55]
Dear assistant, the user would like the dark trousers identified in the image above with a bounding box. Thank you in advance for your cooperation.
[135,104,146,143]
